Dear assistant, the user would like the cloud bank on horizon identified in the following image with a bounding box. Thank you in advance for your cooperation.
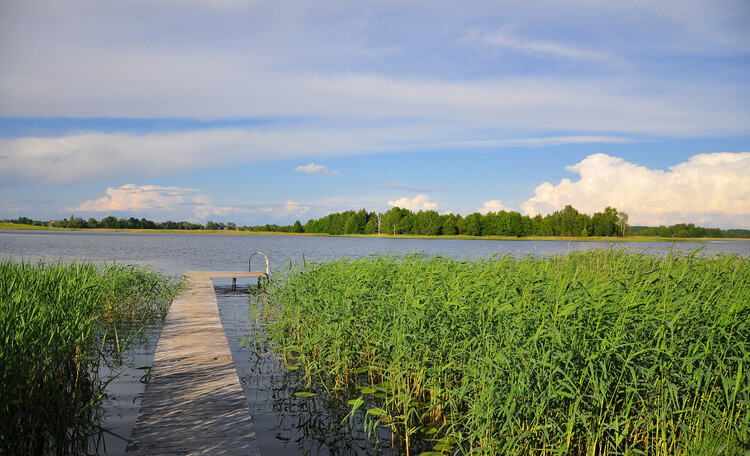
[1,0,748,228]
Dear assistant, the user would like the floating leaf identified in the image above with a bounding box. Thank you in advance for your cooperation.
[286,365,300,371]
[366,407,388,417]
[347,397,365,406]
[359,386,376,394]
[294,391,315,397]
[436,436,458,445]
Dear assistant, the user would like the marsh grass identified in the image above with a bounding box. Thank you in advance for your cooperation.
[264,250,750,455]
[0,260,181,455]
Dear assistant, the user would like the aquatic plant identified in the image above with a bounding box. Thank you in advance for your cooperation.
[264,250,750,455]
[0,260,181,455]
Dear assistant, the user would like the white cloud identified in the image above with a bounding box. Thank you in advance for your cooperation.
[0,127,642,186]
[387,194,438,211]
[66,184,207,212]
[472,29,613,63]
[294,163,340,175]
[0,127,400,184]
[275,200,310,219]
[478,200,510,215]
[521,152,750,228]
[66,184,312,222]
[192,204,236,220]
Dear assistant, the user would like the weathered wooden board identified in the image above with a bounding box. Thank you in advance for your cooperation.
[125,272,261,455]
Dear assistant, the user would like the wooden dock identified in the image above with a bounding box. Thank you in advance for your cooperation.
[125,271,264,455]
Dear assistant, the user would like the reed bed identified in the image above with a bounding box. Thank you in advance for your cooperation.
[0,260,181,455]
[264,250,750,455]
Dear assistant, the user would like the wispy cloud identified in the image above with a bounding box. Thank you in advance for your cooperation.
[352,181,461,193]
[294,163,340,175]
[521,152,750,228]
[0,128,650,186]
[470,28,613,63]
[387,194,438,211]
[0,127,396,184]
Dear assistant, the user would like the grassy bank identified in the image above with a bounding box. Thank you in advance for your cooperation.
[264,251,750,455]
[0,260,181,455]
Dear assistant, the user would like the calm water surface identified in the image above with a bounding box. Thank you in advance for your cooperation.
[3,230,748,277]
[2,231,748,454]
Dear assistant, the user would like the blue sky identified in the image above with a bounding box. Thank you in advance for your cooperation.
[1,1,749,228]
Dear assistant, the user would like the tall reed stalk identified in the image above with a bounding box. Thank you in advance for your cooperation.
[264,250,750,455]
[0,260,181,455]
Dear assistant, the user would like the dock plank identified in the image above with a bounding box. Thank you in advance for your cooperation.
[125,271,261,455]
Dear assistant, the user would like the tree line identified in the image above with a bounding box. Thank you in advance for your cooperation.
[5,206,749,238]
[300,205,628,237]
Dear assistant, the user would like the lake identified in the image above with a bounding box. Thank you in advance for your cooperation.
[3,230,749,277]
[2,230,748,454]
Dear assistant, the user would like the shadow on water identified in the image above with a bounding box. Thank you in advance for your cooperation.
[215,281,422,456]
[4,322,161,455]
[85,322,161,455]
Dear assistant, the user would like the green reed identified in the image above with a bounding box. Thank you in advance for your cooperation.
[264,250,750,455]
[0,260,181,455]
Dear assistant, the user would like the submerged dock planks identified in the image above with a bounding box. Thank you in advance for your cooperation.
[126,271,261,455]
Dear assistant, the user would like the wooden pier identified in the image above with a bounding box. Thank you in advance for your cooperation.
[125,271,265,455]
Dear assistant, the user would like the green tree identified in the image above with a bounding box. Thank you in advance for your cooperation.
[415,210,442,236]
[344,211,366,234]
[463,213,482,236]
[381,207,403,235]
[441,214,458,236]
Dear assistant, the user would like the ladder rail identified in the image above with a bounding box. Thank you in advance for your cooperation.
[249,251,270,277]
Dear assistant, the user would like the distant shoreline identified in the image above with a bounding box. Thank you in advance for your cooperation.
[3,222,748,242]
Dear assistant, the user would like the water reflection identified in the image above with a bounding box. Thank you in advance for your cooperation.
[217,283,419,455]
[90,323,161,455]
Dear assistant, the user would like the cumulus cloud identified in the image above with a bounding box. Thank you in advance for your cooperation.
[67,184,312,222]
[521,152,750,228]
[387,194,438,211]
[294,163,340,175]
[478,200,510,215]
[67,184,207,212]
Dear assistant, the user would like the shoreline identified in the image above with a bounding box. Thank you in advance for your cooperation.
[2,222,748,242]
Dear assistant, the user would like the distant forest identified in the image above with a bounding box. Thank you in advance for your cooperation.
[6,205,750,238]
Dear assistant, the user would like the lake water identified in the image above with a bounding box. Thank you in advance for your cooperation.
[2,230,749,454]
[3,230,749,277]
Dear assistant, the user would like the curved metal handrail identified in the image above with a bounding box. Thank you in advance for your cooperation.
[249,252,270,277]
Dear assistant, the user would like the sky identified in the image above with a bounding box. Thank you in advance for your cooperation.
[1,0,749,228]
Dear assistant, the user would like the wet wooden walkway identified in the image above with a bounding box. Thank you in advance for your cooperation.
[125,271,263,455]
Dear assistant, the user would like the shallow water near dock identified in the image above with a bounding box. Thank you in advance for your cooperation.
[88,324,162,455]
[215,282,412,455]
